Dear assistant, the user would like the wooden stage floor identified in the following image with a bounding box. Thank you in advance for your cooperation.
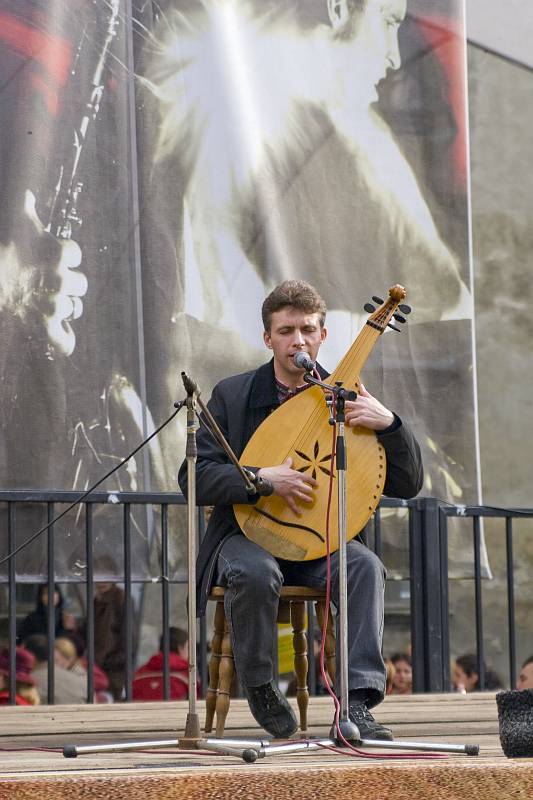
[1,693,532,799]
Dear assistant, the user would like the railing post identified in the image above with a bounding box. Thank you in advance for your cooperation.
[7,503,17,704]
[409,501,425,692]
[47,502,55,704]
[506,517,517,689]
[410,498,450,692]
[123,503,133,701]
[85,503,95,703]
[161,503,170,701]
[473,516,485,688]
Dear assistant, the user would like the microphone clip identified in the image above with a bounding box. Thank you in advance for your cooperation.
[243,468,274,497]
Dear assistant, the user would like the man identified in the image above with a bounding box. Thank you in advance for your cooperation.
[144,0,467,345]
[0,2,166,592]
[178,280,423,742]
[0,1,88,359]
[517,657,533,691]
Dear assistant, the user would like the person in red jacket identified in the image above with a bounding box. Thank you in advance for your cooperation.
[133,627,198,702]
[0,646,40,706]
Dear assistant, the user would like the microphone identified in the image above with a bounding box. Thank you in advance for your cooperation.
[293,351,315,372]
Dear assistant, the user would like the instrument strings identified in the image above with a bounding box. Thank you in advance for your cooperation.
[253,324,380,504]
[289,324,378,456]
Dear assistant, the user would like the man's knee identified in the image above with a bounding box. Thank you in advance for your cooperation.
[228,556,283,599]
[346,541,386,583]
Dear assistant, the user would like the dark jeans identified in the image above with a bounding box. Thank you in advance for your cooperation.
[215,534,387,707]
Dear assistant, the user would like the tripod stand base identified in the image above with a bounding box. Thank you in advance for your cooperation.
[63,733,479,761]
[182,711,201,741]
[333,718,360,743]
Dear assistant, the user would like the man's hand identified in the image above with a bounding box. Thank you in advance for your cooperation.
[0,190,87,356]
[257,457,318,515]
[344,384,395,431]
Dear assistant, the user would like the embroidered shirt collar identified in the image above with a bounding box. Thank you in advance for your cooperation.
[275,378,310,404]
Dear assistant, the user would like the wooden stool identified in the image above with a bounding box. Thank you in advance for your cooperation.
[205,585,336,737]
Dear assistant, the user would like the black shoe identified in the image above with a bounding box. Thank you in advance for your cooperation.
[245,680,298,738]
[330,702,393,744]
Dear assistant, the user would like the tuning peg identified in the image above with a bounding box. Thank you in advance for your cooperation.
[387,323,402,332]
[372,295,384,305]
[364,303,376,314]
[398,304,411,315]
[393,313,406,324]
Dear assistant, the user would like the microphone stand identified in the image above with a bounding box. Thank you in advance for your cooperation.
[63,371,479,763]
[302,373,359,742]
[63,371,269,762]
[180,372,201,743]
[178,372,273,753]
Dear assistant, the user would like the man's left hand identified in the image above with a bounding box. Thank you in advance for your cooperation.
[344,384,394,431]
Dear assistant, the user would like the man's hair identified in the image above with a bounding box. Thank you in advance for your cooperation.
[390,652,411,667]
[287,0,367,30]
[348,0,367,13]
[456,653,502,689]
[522,655,533,669]
[261,280,326,332]
[23,634,49,663]
[54,636,77,662]
[455,653,477,677]
[160,626,188,653]
[331,0,368,41]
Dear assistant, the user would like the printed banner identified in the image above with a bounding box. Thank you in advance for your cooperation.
[0,0,477,578]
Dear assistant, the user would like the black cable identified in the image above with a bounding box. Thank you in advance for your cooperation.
[2,399,530,567]
[0,404,184,567]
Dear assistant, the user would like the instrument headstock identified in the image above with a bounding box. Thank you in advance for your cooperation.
[364,285,410,333]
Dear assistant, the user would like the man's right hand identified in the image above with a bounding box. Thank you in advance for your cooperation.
[0,190,87,356]
[257,457,318,515]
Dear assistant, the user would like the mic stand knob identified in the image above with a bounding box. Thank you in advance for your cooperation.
[243,468,274,497]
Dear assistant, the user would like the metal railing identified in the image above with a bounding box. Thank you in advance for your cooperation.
[0,490,198,705]
[435,503,533,692]
[1,491,532,704]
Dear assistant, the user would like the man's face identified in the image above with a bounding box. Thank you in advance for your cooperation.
[330,0,407,107]
[264,308,326,386]
[517,662,533,691]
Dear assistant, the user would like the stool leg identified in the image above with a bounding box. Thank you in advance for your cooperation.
[315,601,336,689]
[215,615,235,737]
[205,601,225,734]
[290,600,309,733]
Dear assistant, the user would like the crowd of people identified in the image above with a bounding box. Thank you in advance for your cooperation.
[2,582,532,707]
[0,582,192,706]
[286,642,513,701]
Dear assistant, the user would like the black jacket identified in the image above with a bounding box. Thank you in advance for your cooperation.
[178,359,423,616]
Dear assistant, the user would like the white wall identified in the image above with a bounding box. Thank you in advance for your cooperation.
[466,0,533,69]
